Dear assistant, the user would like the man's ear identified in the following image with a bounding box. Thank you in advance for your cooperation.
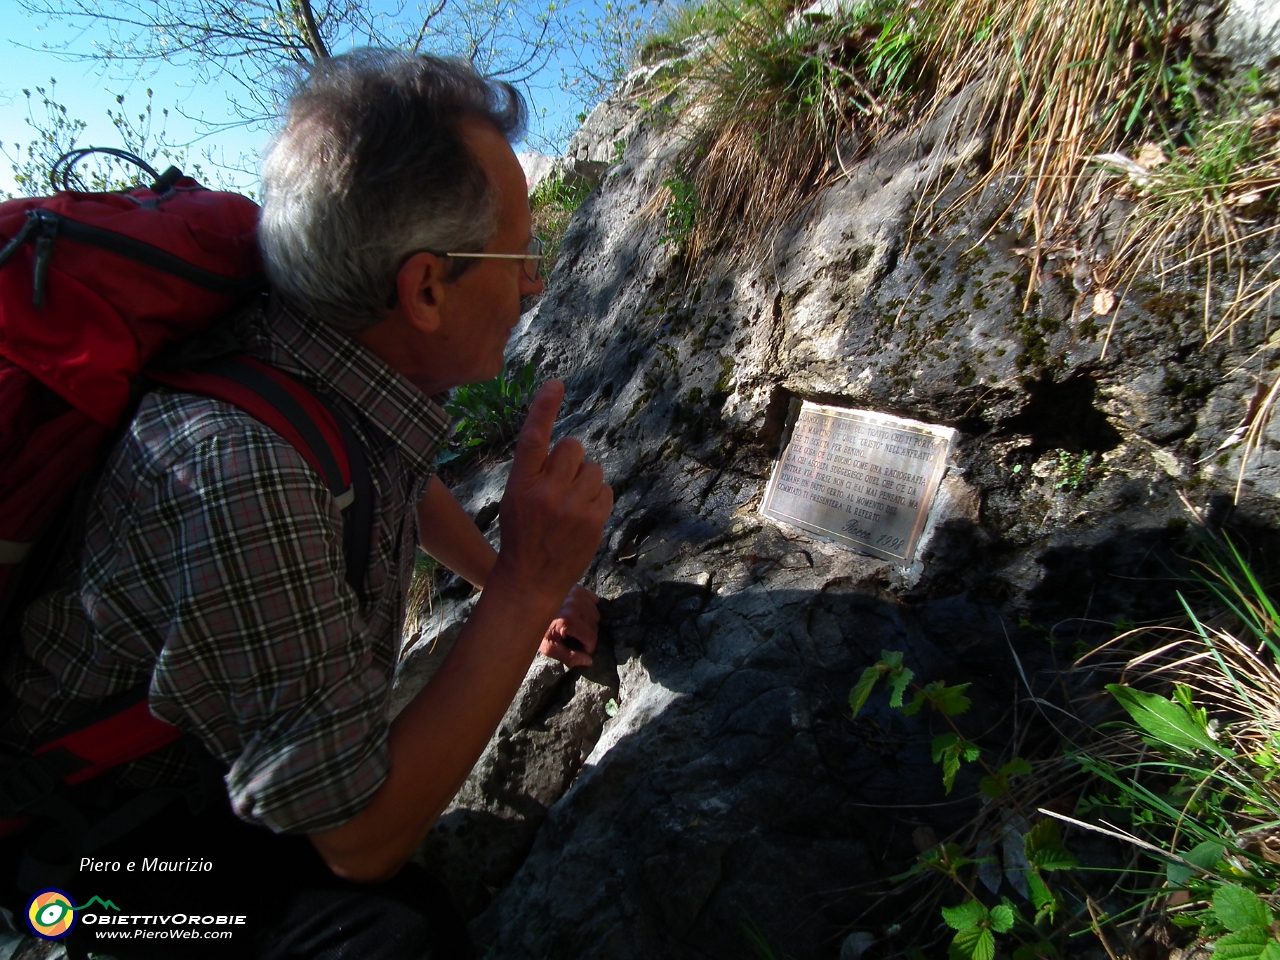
[395,251,449,334]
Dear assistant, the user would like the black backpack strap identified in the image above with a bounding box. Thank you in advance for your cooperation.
[322,399,374,599]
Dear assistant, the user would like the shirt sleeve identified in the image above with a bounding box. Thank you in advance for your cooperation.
[132,404,390,834]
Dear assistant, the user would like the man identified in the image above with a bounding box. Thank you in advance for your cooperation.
[2,50,611,958]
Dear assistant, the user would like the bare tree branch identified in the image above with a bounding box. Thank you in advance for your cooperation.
[294,0,331,59]
[410,0,449,55]
[18,0,576,130]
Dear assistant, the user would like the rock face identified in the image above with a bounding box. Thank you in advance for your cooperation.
[399,44,1280,960]
[1219,0,1280,64]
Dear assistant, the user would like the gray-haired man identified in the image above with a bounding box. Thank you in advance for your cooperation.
[4,50,611,959]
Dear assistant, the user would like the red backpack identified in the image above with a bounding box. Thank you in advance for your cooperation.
[0,152,372,846]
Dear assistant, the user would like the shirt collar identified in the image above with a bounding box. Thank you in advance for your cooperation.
[264,302,451,477]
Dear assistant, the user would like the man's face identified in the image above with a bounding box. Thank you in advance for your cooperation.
[431,117,544,386]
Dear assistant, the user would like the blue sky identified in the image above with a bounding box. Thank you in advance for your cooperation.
[0,0,625,195]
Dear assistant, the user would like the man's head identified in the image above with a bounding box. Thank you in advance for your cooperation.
[259,50,527,334]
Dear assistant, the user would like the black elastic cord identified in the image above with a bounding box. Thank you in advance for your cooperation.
[50,148,161,192]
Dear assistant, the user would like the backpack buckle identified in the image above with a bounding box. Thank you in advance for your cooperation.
[0,757,57,815]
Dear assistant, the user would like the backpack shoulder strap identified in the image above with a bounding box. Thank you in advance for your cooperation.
[149,355,374,598]
[0,357,375,829]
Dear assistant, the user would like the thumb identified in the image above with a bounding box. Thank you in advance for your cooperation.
[511,379,565,480]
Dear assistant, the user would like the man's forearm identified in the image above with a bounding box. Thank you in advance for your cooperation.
[311,381,612,883]
[309,565,562,881]
[417,475,496,587]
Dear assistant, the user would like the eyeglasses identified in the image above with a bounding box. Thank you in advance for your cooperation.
[437,236,545,282]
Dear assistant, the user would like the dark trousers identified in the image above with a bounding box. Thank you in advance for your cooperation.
[5,791,474,960]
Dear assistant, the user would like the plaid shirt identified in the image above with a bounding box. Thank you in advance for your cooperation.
[3,303,450,834]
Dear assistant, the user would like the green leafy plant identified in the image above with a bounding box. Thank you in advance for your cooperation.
[942,897,1017,960]
[442,362,538,464]
[871,541,1280,960]
[1210,885,1280,960]
[661,174,700,247]
[529,172,593,274]
[854,652,1083,959]
[1053,451,1101,491]
[851,650,988,794]
[1052,541,1280,956]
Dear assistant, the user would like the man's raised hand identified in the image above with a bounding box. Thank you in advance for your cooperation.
[494,380,612,618]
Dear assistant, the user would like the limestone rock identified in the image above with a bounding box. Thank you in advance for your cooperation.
[399,39,1280,959]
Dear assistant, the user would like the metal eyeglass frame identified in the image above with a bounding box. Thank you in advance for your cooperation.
[437,237,546,281]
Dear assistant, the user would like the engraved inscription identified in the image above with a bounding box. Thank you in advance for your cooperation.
[760,403,955,562]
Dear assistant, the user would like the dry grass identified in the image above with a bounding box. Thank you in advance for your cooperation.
[1085,106,1280,495]
[647,0,1215,270]
[652,0,932,261]
[917,0,1208,248]
[895,539,1280,958]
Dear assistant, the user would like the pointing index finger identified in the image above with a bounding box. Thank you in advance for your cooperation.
[511,379,565,479]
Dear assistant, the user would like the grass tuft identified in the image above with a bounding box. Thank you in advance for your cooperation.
[879,535,1280,959]
[530,171,594,275]
[637,0,1223,271]
[661,0,932,260]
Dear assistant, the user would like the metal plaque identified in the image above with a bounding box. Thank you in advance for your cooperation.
[760,402,956,562]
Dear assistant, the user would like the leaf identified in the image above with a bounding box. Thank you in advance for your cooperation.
[1024,817,1077,871]
[1002,758,1033,777]
[942,900,988,931]
[931,681,973,716]
[989,903,1015,934]
[1213,884,1273,932]
[949,926,995,960]
[932,733,960,763]
[1214,927,1277,960]
[1106,684,1221,754]
[978,776,1005,799]
[849,666,880,717]
[1167,840,1224,886]
[1030,845,1078,871]
[1134,141,1169,168]
[941,750,961,794]
[880,650,904,669]
[931,734,979,794]
[1027,870,1057,917]
[1092,288,1116,315]
[1025,821,1065,859]
[1173,683,1210,728]
[979,758,1032,799]
[887,666,914,708]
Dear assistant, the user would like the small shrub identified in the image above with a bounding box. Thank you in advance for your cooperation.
[878,539,1280,960]
[661,174,700,246]
[1053,450,1102,491]
[441,362,538,464]
[404,550,440,629]
[529,172,593,273]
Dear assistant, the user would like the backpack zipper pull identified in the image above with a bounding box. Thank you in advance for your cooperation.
[0,212,40,272]
[30,210,60,308]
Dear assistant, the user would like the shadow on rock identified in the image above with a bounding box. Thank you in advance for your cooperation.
[464,515,1207,960]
